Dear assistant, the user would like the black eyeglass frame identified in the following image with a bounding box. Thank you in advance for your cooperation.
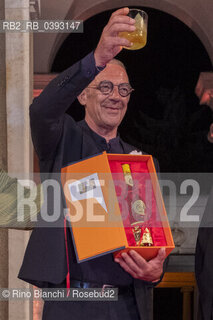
[88,80,134,97]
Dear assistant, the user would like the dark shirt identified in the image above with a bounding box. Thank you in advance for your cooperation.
[78,120,124,154]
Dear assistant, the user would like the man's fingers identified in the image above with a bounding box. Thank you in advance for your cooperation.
[156,248,166,262]
[128,250,147,267]
[105,8,135,33]
[108,23,136,36]
[115,249,165,281]
[110,7,129,18]
[107,15,135,28]
[121,252,142,274]
[115,257,138,278]
[107,36,132,48]
[94,7,136,65]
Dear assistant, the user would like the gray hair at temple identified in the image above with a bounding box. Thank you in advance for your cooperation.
[107,58,127,72]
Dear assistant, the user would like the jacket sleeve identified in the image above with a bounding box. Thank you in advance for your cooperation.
[30,52,102,161]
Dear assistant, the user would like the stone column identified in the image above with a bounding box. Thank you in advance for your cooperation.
[5,0,34,319]
[0,0,9,318]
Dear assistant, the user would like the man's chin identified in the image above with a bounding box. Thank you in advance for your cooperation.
[103,118,121,128]
[99,122,118,131]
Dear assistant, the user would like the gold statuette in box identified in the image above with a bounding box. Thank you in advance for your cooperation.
[140,228,153,247]
[132,225,142,245]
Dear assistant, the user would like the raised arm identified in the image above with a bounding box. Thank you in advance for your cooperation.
[30,7,135,160]
[30,52,99,160]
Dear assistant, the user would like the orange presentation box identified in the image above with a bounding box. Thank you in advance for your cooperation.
[61,152,175,263]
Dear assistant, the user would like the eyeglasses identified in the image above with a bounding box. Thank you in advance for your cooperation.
[88,80,134,97]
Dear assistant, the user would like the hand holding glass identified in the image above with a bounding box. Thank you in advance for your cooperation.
[119,9,148,50]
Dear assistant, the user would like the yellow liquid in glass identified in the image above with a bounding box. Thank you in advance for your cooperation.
[119,30,147,50]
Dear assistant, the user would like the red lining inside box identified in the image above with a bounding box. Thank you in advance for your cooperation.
[108,158,167,247]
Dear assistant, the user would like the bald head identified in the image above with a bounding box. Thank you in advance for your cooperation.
[107,58,127,72]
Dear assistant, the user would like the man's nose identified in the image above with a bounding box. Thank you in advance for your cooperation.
[109,85,120,99]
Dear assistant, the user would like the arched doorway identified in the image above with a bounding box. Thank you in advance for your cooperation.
[51,7,213,172]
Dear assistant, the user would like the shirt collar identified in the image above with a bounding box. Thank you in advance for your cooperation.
[78,120,121,151]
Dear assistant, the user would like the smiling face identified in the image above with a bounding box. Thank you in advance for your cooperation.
[78,63,130,136]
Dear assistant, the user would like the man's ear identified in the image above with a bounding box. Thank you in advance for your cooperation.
[77,89,87,106]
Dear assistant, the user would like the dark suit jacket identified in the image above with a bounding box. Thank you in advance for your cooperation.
[18,51,161,320]
[195,186,213,320]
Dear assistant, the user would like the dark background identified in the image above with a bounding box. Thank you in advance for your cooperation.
[52,7,213,173]
[154,288,184,320]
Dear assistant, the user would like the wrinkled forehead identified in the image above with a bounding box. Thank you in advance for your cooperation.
[91,64,129,86]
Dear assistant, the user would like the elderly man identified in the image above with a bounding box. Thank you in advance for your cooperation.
[19,8,166,320]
